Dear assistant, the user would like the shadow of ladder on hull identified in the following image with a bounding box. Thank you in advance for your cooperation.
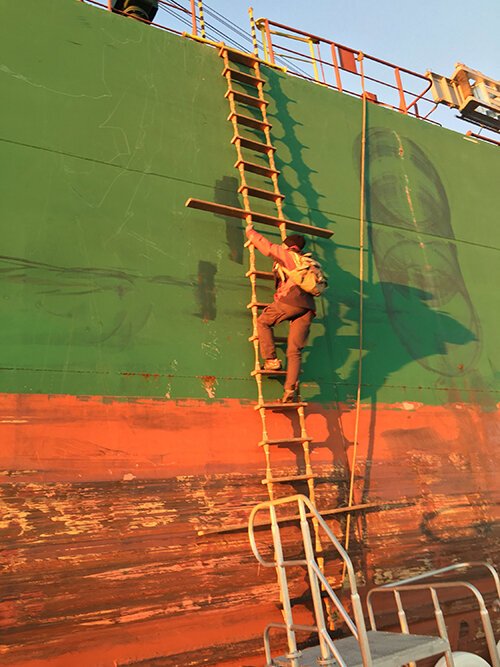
[186,44,339,621]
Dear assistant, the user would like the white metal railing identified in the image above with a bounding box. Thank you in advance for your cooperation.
[367,562,500,667]
[249,496,499,667]
[248,494,373,666]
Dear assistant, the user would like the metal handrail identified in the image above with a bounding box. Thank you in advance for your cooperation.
[254,16,435,120]
[248,494,373,666]
[378,561,500,599]
[249,497,499,666]
[466,131,500,146]
[367,576,500,667]
[79,1,442,126]
[270,41,433,104]
[249,495,353,574]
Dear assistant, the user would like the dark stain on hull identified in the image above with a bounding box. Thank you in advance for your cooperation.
[196,260,217,322]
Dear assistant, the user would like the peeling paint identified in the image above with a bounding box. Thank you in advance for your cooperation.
[0,418,28,424]
[200,375,217,399]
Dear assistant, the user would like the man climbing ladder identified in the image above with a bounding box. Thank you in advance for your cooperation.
[246,222,326,403]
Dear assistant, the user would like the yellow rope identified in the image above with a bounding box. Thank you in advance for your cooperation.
[342,53,367,580]
[248,7,259,57]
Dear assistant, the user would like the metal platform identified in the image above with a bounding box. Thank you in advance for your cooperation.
[273,631,449,667]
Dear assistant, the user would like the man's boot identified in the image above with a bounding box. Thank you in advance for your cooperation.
[282,386,299,403]
[263,358,282,371]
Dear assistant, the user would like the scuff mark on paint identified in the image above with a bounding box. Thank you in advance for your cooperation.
[400,401,422,411]
[0,470,38,477]
[201,339,220,360]
[121,372,161,382]
[122,473,136,481]
[200,375,217,399]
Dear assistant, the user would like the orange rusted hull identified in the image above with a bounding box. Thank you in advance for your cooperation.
[2,394,499,665]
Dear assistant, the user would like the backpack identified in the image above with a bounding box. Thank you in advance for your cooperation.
[278,252,328,297]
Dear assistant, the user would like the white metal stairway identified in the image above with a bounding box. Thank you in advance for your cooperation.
[249,494,500,667]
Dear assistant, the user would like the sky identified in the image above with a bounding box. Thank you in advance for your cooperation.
[158,0,500,138]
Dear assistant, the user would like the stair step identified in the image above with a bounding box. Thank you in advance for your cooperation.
[273,631,449,667]
[219,46,258,68]
[259,437,310,446]
[228,111,270,131]
[222,66,265,87]
[232,134,276,154]
[238,185,284,202]
[262,474,315,485]
[251,369,287,377]
[225,88,268,108]
[255,402,307,410]
[235,159,280,178]
[185,198,334,239]
[247,301,270,309]
[246,269,274,280]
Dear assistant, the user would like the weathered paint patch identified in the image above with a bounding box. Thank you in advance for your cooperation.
[200,374,217,398]
[0,392,499,665]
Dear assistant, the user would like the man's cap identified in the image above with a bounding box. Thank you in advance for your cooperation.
[284,234,306,251]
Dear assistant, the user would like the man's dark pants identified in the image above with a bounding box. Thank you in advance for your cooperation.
[257,302,314,391]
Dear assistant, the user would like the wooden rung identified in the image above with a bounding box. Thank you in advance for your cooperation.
[238,185,284,202]
[235,159,280,178]
[259,437,310,446]
[246,301,270,309]
[245,269,274,280]
[219,47,258,68]
[232,134,276,154]
[185,198,334,239]
[228,112,270,131]
[262,474,315,484]
[255,402,307,410]
[225,88,268,108]
[222,66,265,87]
[251,369,287,377]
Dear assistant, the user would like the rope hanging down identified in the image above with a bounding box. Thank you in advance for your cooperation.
[343,52,367,573]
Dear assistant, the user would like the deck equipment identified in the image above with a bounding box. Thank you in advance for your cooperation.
[427,64,500,133]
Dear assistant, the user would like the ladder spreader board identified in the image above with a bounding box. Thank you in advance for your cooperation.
[185,198,334,238]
